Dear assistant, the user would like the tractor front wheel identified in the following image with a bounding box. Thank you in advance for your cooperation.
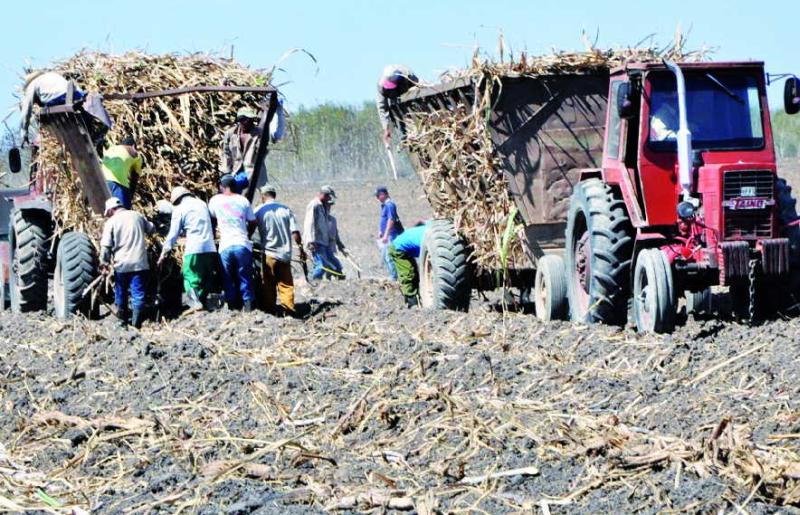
[565,179,633,325]
[632,249,676,333]
[54,231,99,319]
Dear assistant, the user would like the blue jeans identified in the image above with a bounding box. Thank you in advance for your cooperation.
[379,241,398,280]
[219,245,254,306]
[115,270,147,311]
[311,244,343,280]
[107,181,132,209]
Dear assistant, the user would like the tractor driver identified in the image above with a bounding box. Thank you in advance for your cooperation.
[649,90,679,142]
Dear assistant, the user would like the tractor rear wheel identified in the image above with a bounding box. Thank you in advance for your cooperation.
[633,249,676,333]
[9,209,51,313]
[419,220,471,311]
[565,179,634,325]
[54,231,99,319]
[534,254,568,321]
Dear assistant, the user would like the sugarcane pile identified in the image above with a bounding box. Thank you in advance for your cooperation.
[32,51,273,236]
[404,37,708,272]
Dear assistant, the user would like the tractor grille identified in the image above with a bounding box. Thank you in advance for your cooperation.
[723,170,774,200]
[723,170,774,239]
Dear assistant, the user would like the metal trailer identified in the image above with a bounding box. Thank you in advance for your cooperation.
[1,84,279,318]
[393,72,610,319]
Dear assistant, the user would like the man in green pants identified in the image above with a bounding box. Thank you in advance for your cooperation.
[158,186,218,310]
[388,222,428,307]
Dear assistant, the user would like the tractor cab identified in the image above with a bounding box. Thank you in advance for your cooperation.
[567,61,800,333]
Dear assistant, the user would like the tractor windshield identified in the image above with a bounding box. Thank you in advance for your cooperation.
[648,71,764,151]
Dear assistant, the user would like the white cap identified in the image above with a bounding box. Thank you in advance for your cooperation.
[104,197,123,215]
[170,186,191,204]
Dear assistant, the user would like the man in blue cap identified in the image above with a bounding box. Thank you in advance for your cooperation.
[375,186,403,280]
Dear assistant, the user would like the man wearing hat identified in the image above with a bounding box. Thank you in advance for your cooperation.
[254,184,306,315]
[376,65,418,145]
[375,186,403,280]
[219,101,286,196]
[208,174,257,311]
[158,186,218,310]
[303,185,341,280]
[99,197,155,328]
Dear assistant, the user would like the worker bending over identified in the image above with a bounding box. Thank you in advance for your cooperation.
[159,186,218,310]
[102,136,142,209]
[20,70,112,148]
[100,197,154,328]
[389,221,429,308]
[209,175,257,311]
[376,65,418,145]
[254,184,305,315]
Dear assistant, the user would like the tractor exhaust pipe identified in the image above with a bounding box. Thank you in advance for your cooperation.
[664,60,694,202]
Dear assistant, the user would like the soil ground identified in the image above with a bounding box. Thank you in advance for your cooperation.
[1,179,799,514]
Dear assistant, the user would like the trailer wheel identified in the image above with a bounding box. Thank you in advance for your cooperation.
[54,232,98,319]
[419,220,471,311]
[633,249,676,333]
[9,209,51,313]
[565,179,633,325]
[534,254,568,321]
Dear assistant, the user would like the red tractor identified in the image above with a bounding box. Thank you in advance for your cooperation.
[566,61,800,332]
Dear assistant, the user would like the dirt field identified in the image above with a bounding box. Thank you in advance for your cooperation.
[1,179,800,513]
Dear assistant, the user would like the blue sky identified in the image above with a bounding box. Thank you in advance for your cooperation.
[0,0,794,130]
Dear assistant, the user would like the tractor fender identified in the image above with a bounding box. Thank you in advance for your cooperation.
[12,195,52,213]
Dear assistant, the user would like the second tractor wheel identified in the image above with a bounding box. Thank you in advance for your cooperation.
[9,209,51,313]
[565,179,634,325]
[686,288,713,319]
[419,220,471,311]
[633,249,676,333]
[54,231,99,319]
[534,254,568,321]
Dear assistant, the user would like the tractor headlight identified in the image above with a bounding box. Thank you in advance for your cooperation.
[677,200,696,220]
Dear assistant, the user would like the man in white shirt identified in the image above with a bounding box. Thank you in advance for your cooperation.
[100,197,155,328]
[208,175,257,311]
[158,186,218,310]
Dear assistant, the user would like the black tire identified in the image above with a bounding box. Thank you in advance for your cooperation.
[633,248,676,333]
[419,220,471,311]
[534,254,568,321]
[686,288,713,319]
[54,232,98,319]
[777,178,800,267]
[9,209,51,313]
[565,179,634,325]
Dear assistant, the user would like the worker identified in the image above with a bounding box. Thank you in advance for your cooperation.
[208,174,257,311]
[158,186,218,310]
[376,65,418,145]
[254,184,306,315]
[19,70,112,147]
[99,197,155,328]
[219,102,286,196]
[303,185,341,280]
[325,198,346,278]
[101,136,142,209]
[375,186,404,280]
[388,221,429,308]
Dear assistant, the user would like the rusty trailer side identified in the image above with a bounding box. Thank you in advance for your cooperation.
[396,73,610,255]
